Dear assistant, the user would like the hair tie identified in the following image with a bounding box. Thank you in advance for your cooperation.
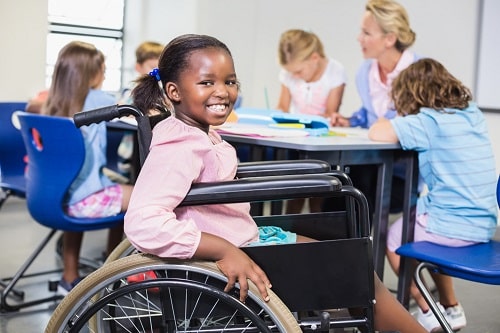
[149,68,166,98]
[149,68,161,81]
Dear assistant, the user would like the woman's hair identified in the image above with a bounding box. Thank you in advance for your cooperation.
[132,34,233,114]
[135,41,164,65]
[391,58,472,115]
[277,29,325,66]
[366,0,416,52]
[43,41,105,117]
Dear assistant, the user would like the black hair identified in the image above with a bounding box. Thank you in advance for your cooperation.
[131,34,232,115]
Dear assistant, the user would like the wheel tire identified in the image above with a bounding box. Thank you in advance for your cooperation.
[103,238,135,264]
[45,253,301,333]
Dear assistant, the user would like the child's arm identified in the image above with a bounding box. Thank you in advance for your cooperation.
[195,233,271,303]
[276,84,291,112]
[368,118,399,143]
[324,84,345,125]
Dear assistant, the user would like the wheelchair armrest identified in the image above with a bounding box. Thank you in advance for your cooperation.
[236,159,330,178]
[180,174,341,206]
[327,170,353,186]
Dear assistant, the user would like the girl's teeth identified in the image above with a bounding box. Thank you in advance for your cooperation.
[209,105,225,111]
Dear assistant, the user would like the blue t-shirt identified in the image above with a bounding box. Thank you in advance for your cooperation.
[391,103,498,242]
[67,89,116,204]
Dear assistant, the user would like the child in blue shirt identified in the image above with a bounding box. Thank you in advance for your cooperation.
[369,58,498,332]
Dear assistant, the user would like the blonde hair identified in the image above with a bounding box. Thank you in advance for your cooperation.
[135,41,164,64]
[366,0,416,52]
[278,29,325,66]
[43,41,105,117]
[391,58,472,115]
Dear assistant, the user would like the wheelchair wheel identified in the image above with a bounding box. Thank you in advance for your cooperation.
[104,238,136,264]
[45,253,301,333]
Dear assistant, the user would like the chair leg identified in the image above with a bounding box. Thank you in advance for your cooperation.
[0,229,64,312]
[0,190,9,210]
[414,262,454,333]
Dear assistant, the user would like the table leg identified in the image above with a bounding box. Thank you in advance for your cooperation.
[371,158,393,280]
[397,151,419,308]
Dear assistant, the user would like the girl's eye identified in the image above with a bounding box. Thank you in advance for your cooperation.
[226,80,238,86]
[200,81,214,86]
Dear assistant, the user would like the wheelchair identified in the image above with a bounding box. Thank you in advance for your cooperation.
[45,105,376,333]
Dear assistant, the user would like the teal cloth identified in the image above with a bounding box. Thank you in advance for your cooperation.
[247,226,296,246]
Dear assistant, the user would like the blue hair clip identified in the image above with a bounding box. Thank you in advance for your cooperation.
[149,68,161,81]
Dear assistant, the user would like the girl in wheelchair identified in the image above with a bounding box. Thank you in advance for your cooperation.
[124,33,426,333]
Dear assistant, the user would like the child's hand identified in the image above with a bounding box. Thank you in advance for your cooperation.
[329,113,350,127]
[216,246,272,303]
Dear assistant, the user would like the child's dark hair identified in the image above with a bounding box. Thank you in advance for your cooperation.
[132,34,233,115]
[391,58,472,116]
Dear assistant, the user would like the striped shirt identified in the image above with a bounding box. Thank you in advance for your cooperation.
[391,103,498,242]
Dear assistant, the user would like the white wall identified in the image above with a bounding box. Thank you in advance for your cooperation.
[130,0,500,170]
[0,0,47,101]
[476,0,500,109]
[121,0,198,85]
[1,0,499,172]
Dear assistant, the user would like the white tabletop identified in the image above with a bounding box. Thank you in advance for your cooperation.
[217,125,400,151]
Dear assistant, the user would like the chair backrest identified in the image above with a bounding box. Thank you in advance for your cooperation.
[17,113,123,231]
[0,102,28,194]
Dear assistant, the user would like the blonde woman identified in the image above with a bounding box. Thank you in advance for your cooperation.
[326,0,420,221]
[333,0,417,128]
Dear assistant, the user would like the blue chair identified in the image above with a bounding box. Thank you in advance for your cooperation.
[396,176,500,333]
[0,102,27,210]
[0,113,124,312]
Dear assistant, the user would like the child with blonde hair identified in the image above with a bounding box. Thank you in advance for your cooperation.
[277,29,346,122]
[277,29,347,214]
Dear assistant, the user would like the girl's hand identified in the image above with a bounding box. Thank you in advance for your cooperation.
[216,246,272,303]
[329,113,350,127]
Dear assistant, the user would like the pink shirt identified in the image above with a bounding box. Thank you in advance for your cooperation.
[279,58,347,116]
[124,117,259,259]
[368,50,415,118]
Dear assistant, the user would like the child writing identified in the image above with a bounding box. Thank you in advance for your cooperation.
[124,33,426,333]
[369,58,498,332]
[42,41,133,294]
[276,29,346,214]
[276,28,346,123]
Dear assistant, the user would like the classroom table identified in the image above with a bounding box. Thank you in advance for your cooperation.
[219,126,419,307]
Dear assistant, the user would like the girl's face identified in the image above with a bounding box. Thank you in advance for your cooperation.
[357,11,393,60]
[167,48,239,132]
[283,53,320,83]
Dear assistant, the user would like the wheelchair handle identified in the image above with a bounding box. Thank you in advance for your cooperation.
[73,104,144,127]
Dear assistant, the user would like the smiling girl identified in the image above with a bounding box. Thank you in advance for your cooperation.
[124,34,426,333]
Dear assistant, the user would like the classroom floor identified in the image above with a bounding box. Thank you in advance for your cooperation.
[0,196,499,333]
